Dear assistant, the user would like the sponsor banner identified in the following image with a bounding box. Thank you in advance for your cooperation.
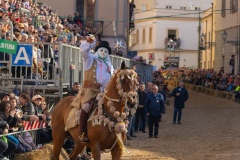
[164,57,179,62]
[0,39,18,54]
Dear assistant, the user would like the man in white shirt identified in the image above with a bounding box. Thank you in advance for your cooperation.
[70,35,114,142]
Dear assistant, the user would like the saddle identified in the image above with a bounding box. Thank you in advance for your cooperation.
[65,98,98,131]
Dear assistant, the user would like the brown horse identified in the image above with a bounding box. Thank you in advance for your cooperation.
[51,62,138,160]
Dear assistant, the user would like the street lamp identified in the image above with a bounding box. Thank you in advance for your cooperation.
[221,30,227,43]
[166,39,176,68]
[222,30,238,46]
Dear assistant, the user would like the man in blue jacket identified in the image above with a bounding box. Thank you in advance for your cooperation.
[171,81,189,124]
[145,85,165,138]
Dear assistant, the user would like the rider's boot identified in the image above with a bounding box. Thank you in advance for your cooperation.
[79,110,89,142]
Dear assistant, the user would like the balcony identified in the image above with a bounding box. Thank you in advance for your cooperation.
[164,37,182,51]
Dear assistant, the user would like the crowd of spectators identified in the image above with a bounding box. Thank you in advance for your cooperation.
[160,67,238,92]
[152,66,240,102]
[0,0,97,46]
[0,0,99,79]
[0,91,51,160]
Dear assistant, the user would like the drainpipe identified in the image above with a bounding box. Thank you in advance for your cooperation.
[211,3,213,68]
[198,12,201,68]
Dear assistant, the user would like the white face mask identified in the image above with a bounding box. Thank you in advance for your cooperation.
[97,47,109,59]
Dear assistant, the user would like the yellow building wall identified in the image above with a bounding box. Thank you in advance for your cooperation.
[37,0,76,16]
[133,0,156,12]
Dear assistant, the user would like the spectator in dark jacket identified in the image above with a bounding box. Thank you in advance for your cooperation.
[0,118,17,158]
[32,95,46,121]
[0,101,18,132]
[19,93,39,121]
[171,81,189,124]
[145,85,165,138]
[0,93,10,102]
[158,84,166,101]
[67,82,80,96]
[0,118,8,135]
[31,95,50,145]
[134,83,148,133]
[0,119,9,159]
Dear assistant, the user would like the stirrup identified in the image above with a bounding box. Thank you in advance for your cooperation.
[78,132,89,143]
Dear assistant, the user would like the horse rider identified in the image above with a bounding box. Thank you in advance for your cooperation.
[70,35,114,142]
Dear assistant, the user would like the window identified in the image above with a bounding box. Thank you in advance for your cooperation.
[141,4,147,11]
[180,6,187,10]
[166,6,172,9]
[230,0,238,13]
[136,30,139,44]
[142,29,145,44]
[222,0,226,17]
[149,27,152,43]
[168,30,176,40]
[131,34,137,46]
[195,7,201,11]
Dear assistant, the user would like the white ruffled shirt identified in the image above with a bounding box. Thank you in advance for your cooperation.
[80,41,114,92]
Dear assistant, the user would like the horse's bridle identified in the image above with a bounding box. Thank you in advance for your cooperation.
[104,70,138,107]
[88,69,138,134]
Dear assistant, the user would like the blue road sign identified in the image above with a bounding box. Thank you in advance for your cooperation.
[12,45,33,66]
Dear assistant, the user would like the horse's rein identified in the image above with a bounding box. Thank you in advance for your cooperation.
[90,69,138,131]
[104,93,122,103]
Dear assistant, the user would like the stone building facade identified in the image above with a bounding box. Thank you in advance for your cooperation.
[130,0,212,69]
[214,0,240,74]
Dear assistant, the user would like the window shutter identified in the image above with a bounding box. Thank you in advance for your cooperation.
[222,0,226,17]
[234,0,238,12]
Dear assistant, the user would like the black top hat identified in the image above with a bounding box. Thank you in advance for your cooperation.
[94,41,112,54]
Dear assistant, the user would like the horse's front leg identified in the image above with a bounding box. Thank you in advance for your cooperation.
[90,143,101,160]
[111,145,123,160]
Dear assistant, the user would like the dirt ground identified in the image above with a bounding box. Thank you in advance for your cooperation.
[101,88,240,160]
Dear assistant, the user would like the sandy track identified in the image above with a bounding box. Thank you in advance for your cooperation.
[101,88,240,160]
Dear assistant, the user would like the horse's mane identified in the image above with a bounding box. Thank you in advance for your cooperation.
[104,68,120,92]
[104,68,138,92]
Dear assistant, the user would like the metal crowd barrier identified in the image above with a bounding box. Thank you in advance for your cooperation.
[0,39,153,99]
[130,60,153,84]
[59,43,82,85]
[110,55,130,69]
[0,42,82,100]
[109,55,153,84]
[0,127,46,160]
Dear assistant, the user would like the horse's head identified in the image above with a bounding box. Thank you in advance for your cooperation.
[93,61,138,134]
[116,61,138,108]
